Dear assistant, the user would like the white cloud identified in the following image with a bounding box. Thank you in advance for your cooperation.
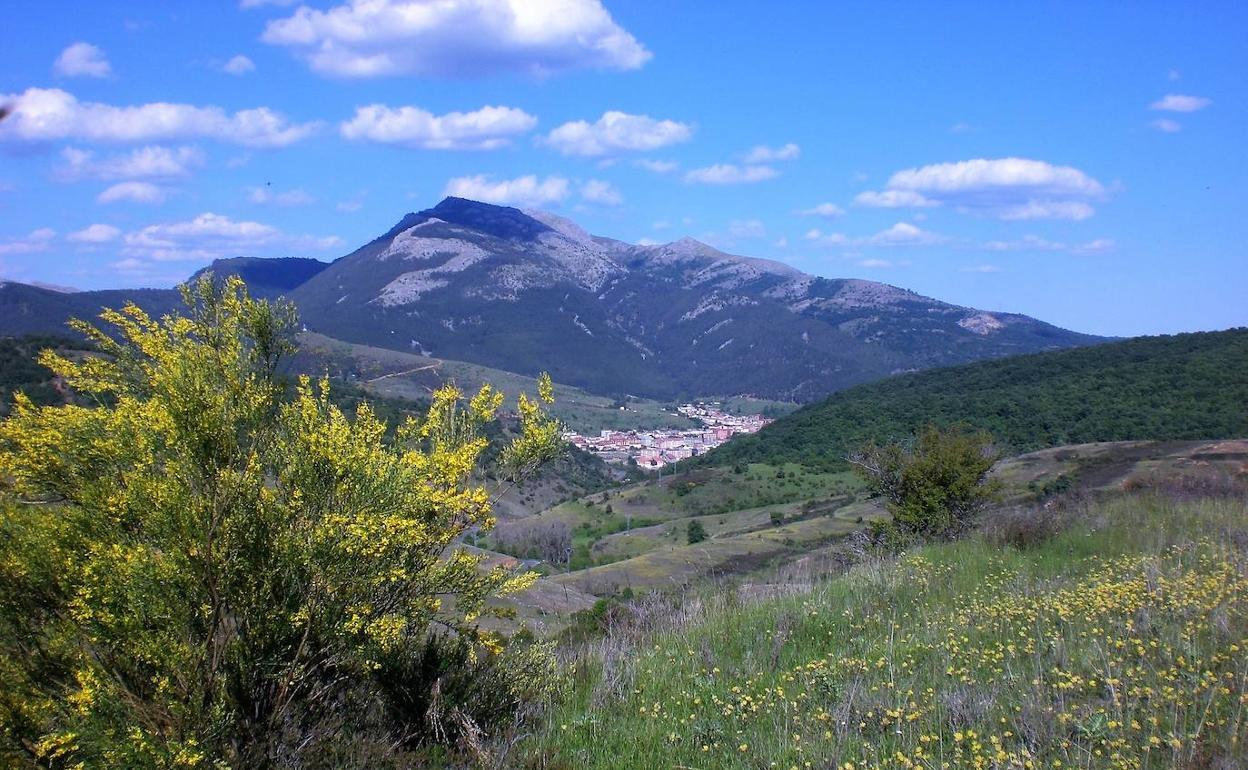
[580,179,622,206]
[857,259,894,269]
[949,122,978,134]
[806,222,947,249]
[684,164,777,185]
[1149,94,1211,112]
[54,43,112,78]
[1168,69,1181,82]
[997,200,1094,221]
[743,143,800,164]
[122,212,341,263]
[774,237,788,248]
[241,0,297,7]
[443,174,569,207]
[960,264,1001,273]
[634,159,678,174]
[857,157,1105,220]
[97,182,167,205]
[336,199,363,213]
[0,88,317,148]
[799,202,845,218]
[888,158,1103,197]
[109,257,146,272]
[0,228,56,255]
[864,221,944,246]
[727,219,766,239]
[248,186,315,206]
[261,0,650,78]
[544,111,692,157]
[804,228,848,246]
[68,224,121,243]
[341,103,536,150]
[1152,118,1182,133]
[854,189,938,209]
[1071,238,1115,255]
[58,145,205,181]
[983,234,1114,254]
[636,237,660,246]
[222,55,256,75]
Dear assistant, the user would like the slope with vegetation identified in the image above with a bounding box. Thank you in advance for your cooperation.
[0,336,88,417]
[521,452,1248,769]
[700,327,1248,471]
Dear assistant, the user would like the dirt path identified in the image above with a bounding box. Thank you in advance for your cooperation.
[364,361,441,384]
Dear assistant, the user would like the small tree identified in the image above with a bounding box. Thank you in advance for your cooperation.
[849,424,999,538]
[0,277,563,766]
[687,519,708,544]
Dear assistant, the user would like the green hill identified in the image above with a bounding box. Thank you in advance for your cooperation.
[698,328,1248,470]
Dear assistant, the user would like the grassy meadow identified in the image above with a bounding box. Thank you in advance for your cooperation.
[517,490,1248,769]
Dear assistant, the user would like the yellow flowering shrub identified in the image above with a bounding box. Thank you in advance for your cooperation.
[0,276,563,767]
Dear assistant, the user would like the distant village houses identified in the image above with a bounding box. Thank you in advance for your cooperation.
[564,403,770,469]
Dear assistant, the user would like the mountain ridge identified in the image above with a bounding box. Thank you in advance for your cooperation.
[287,197,1104,399]
[1,197,1105,401]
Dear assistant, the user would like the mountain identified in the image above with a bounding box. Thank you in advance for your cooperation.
[0,281,182,339]
[189,257,329,298]
[288,197,1103,400]
[1,197,1104,401]
[693,327,1248,470]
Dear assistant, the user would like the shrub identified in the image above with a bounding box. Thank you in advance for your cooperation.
[376,634,563,750]
[687,520,708,544]
[0,277,563,767]
[1028,473,1073,500]
[982,504,1070,550]
[1124,468,1248,501]
[493,520,573,565]
[850,424,1000,538]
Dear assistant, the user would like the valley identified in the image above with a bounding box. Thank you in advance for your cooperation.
[1,276,1244,769]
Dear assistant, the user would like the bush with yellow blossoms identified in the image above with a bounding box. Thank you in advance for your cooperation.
[0,276,564,767]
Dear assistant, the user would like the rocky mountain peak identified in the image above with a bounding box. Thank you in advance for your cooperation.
[271,198,1104,401]
[422,197,553,241]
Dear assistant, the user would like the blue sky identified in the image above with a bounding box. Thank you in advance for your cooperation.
[1,1,1244,337]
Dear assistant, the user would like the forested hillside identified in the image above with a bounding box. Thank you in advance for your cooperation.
[0,336,89,416]
[698,328,1248,470]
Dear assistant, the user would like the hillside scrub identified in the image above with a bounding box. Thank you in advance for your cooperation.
[0,277,564,768]
[519,486,1248,769]
[699,327,1248,471]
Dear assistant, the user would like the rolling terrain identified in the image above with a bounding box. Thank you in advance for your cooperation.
[485,439,1248,639]
[521,443,1248,768]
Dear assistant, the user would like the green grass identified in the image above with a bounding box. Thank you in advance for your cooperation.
[615,463,860,519]
[519,492,1248,769]
[491,464,864,576]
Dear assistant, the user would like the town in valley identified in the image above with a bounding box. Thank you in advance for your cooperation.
[564,402,771,468]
